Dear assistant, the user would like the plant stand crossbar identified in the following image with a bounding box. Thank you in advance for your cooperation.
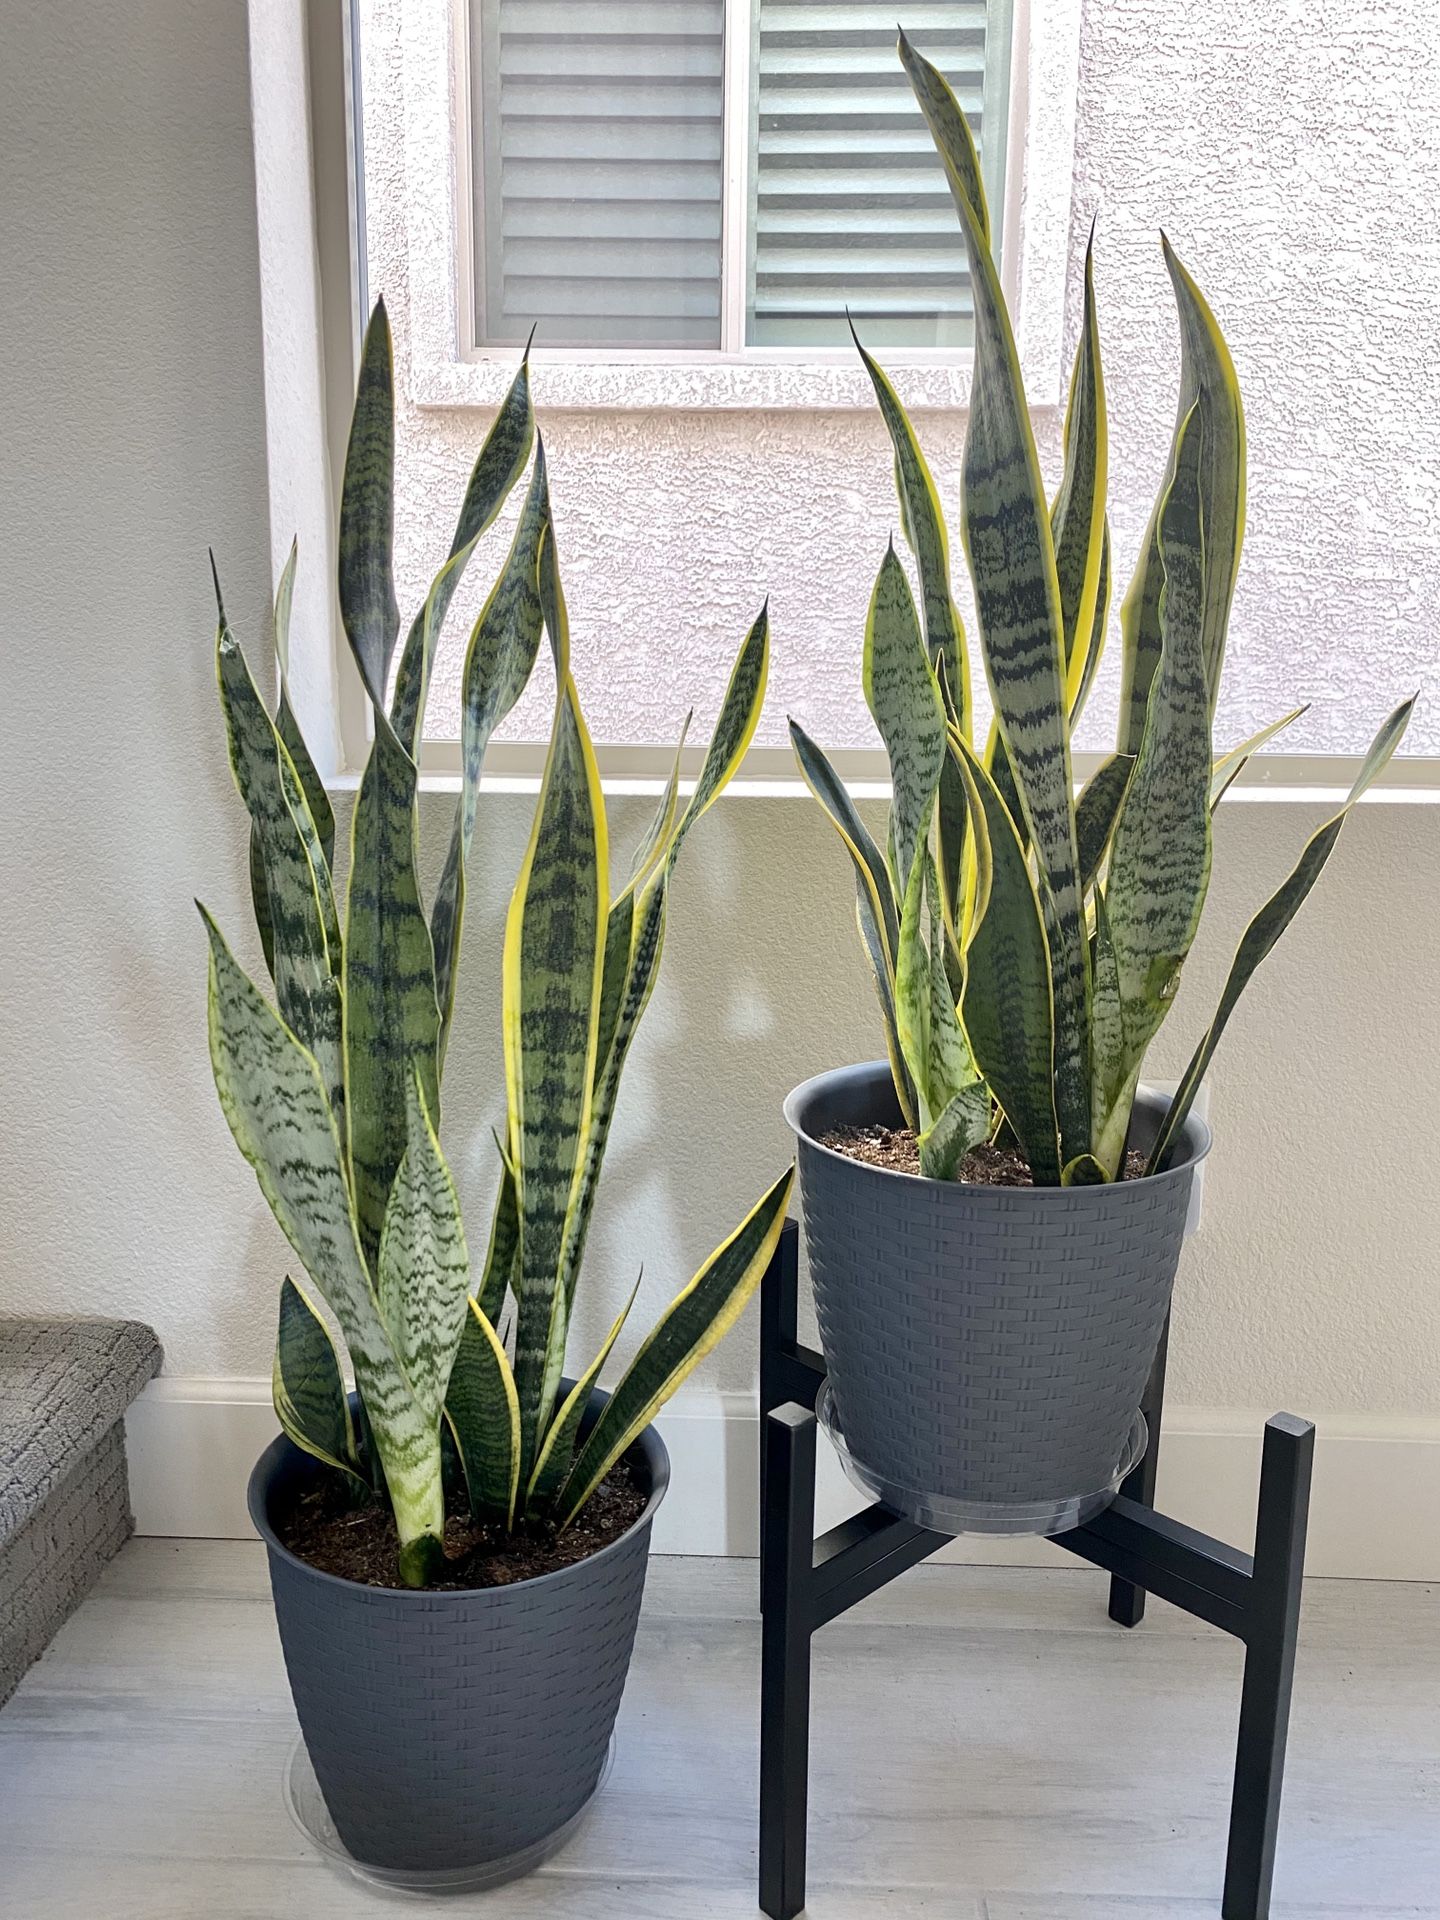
[758,1220,1314,1920]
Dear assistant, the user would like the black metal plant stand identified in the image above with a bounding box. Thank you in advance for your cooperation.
[758,1219,1314,1920]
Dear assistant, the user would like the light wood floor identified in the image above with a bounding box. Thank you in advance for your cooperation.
[0,1541,1435,1919]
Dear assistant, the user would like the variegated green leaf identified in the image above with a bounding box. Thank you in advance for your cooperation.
[338,301,400,708]
[556,1166,794,1527]
[343,711,441,1267]
[505,675,608,1480]
[474,1143,520,1325]
[894,842,932,1111]
[1061,1154,1109,1187]
[390,353,534,752]
[376,1073,471,1422]
[273,1274,363,1488]
[1210,706,1309,807]
[949,734,1061,1184]
[1104,404,1213,1091]
[213,577,344,1119]
[670,603,769,857]
[1070,520,1112,725]
[1118,240,1246,751]
[852,332,969,736]
[1076,752,1135,895]
[863,542,946,896]
[1088,884,1132,1170]
[1053,232,1109,706]
[525,1272,641,1515]
[897,27,991,246]
[628,714,691,885]
[431,453,549,1051]
[445,1302,520,1527]
[920,1083,992,1181]
[200,908,443,1579]
[1149,696,1413,1173]
[950,182,1089,1162]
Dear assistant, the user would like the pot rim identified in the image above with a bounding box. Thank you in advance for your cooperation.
[783,1060,1212,1195]
[246,1386,670,1601]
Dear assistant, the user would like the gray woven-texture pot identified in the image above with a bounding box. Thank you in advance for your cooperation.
[786,1063,1210,1519]
[248,1387,667,1874]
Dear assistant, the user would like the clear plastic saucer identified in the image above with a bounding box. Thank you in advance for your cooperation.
[283,1733,615,1897]
[816,1381,1148,1538]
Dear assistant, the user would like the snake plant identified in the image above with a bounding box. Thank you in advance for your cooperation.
[204,302,792,1586]
[795,29,1414,1187]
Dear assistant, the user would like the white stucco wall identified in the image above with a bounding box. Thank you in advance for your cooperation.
[362,0,1440,762]
[0,0,1436,1476]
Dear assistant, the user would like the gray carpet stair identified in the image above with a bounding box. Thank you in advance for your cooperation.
[1,1318,162,1704]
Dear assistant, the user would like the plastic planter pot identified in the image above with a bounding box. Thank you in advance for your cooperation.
[247,1386,668,1881]
[785,1063,1211,1537]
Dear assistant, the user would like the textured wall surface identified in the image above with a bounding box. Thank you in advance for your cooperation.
[363,0,1440,759]
[0,4,1437,1431]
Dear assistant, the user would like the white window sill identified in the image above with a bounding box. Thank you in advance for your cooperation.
[410,353,985,416]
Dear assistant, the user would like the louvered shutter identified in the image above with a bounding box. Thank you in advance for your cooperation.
[471,0,726,348]
[748,1,1011,347]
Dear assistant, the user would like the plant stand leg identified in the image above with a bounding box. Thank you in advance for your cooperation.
[1221,1413,1314,1919]
[759,1404,817,1920]
[1109,1316,1170,1628]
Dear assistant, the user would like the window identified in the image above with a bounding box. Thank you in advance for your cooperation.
[466,0,1014,357]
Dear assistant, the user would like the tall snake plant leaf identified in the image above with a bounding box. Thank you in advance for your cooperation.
[555,1166,795,1528]
[338,300,400,709]
[896,28,991,247]
[213,579,344,1119]
[200,908,444,1579]
[525,1272,641,1515]
[473,1142,520,1324]
[1100,404,1213,1171]
[273,1274,364,1489]
[946,163,1090,1163]
[1210,706,1309,807]
[505,674,608,1481]
[1076,752,1135,896]
[558,612,771,1317]
[863,541,947,897]
[376,1073,472,1423]
[390,352,534,752]
[431,454,549,1052]
[250,541,337,980]
[446,1301,521,1527]
[948,733,1062,1184]
[896,853,989,1179]
[1149,696,1414,1173]
[1070,520,1112,725]
[1118,240,1246,753]
[1088,885,1128,1159]
[1053,232,1109,710]
[343,710,442,1269]
[788,718,916,1128]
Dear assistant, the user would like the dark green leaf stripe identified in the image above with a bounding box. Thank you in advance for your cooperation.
[863,542,946,896]
[376,1074,472,1422]
[474,1148,520,1324]
[1052,235,1108,702]
[593,887,635,1097]
[431,455,548,1050]
[897,27,991,245]
[273,1274,361,1484]
[214,597,343,1119]
[338,301,400,707]
[1076,752,1134,895]
[390,355,534,752]
[526,1273,640,1514]
[853,331,969,735]
[343,711,442,1268]
[504,675,607,1480]
[446,1303,520,1526]
[1103,405,1213,1119]
[200,908,442,1565]
[1149,697,1413,1173]
[949,735,1061,1184]
[950,184,1090,1162]
[556,1166,795,1527]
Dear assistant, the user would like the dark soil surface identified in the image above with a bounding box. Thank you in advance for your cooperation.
[275,1457,648,1591]
[822,1124,1148,1186]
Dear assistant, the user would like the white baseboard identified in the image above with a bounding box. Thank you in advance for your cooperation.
[124,1380,1440,1582]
